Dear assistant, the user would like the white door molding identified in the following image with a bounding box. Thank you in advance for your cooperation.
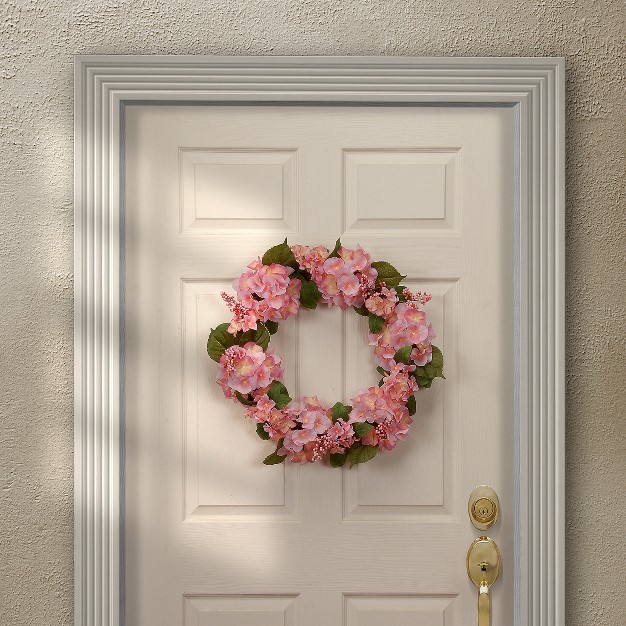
[74,56,564,626]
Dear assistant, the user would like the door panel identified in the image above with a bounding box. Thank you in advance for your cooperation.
[124,104,515,625]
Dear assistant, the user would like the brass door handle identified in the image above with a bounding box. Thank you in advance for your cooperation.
[467,537,501,626]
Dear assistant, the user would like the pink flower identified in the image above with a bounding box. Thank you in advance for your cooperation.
[285,396,332,433]
[312,245,378,309]
[380,364,417,403]
[217,342,283,396]
[365,286,399,318]
[361,414,413,451]
[411,343,433,366]
[369,302,435,369]
[348,367,415,429]
[291,244,330,276]
[235,259,301,323]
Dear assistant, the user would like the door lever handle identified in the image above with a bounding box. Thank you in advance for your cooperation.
[467,537,501,626]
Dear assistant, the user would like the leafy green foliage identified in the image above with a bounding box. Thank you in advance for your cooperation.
[261,239,299,269]
[368,312,385,334]
[347,442,378,467]
[299,280,322,309]
[206,323,239,362]
[238,322,271,350]
[331,402,352,423]
[430,345,444,375]
[267,381,292,409]
[263,450,286,465]
[411,345,444,388]
[264,320,279,335]
[235,391,255,406]
[413,375,433,388]
[329,453,347,468]
[394,345,413,365]
[328,238,342,259]
[376,366,388,377]
[207,321,273,362]
[353,305,369,317]
[353,422,375,438]
[256,423,270,440]
[371,261,406,288]
[407,394,416,416]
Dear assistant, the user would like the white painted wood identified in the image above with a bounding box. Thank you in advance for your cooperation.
[74,56,565,626]
[124,104,515,625]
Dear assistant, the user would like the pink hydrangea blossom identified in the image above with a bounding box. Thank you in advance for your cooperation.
[235,258,301,323]
[411,343,433,366]
[361,414,413,451]
[291,244,330,276]
[369,302,435,370]
[380,363,418,403]
[348,366,415,430]
[365,285,399,318]
[217,342,283,395]
[286,396,333,433]
[244,394,296,442]
[312,245,378,309]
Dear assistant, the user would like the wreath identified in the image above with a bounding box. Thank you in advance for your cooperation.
[207,239,444,468]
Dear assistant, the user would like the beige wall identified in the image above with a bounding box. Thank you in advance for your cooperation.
[0,1,624,624]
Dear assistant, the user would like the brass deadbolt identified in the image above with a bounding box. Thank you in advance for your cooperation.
[468,486,500,530]
[473,498,497,523]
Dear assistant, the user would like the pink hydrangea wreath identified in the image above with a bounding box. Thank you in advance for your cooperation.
[207,239,444,468]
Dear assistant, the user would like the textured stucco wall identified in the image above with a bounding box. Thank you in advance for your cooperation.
[0,1,624,624]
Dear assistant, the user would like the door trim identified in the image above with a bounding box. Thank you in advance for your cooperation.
[74,55,565,626]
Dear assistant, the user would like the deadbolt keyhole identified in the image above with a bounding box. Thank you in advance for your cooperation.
[468,486,500,530]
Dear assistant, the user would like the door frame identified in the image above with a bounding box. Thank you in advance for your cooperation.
[74,55,565,626]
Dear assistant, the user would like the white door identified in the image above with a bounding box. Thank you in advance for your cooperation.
[124,104,515,625]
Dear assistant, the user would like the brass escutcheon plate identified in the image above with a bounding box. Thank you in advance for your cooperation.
[467,536,501,588]
[468,485,500,530]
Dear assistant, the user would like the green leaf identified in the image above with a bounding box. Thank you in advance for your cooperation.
[394,345,413,364]
[347,442,378,467]
[414,376,432,388]
[264,320,279,335]
[328,238,342,258]
[267,381,292,409]
[407,394,416,416]
[261,239,299,269]
[376,366,388,377]
[430,345,444,377]
[331,402,352,423]
[371,261,405,288]
[330,453,347,468]
[235,391,255,406]
[238,322,271,350]
[353,305,369,317]
[368,312,385,334]
[353,422,375,438]
[256,423,270,440]
[207,323,239,362]
[263,450,286,465]
[299,280,322,309]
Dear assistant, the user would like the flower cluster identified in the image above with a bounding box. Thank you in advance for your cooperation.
[305,245,378,309]
[369,303,435,370]
[245,395,296,442]
[233,258,301,328]
[208,239,444,467]
[349,365,417,451]
[279,397,355,463]
[217,342,283,397]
